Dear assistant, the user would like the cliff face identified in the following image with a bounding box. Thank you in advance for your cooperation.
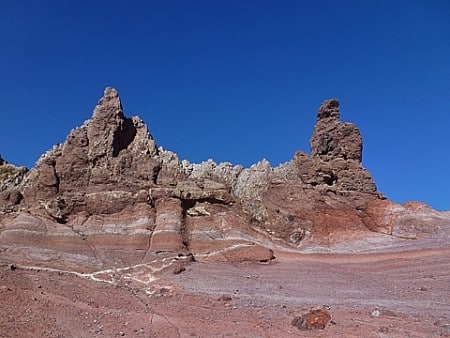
[1,88,448,268]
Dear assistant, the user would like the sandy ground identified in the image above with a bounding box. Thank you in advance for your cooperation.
[1,248,450,337]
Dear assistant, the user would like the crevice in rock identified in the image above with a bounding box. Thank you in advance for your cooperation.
[151,162,162,185]
[112,118,137,157]
[180,199,194,248]
[197,197,230,205]
[141,233,152,263]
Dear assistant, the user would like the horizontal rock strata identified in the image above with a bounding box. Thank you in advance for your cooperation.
[1,88,448,269]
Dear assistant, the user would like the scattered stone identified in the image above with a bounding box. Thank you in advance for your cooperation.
[372,307,397,317]
[292,305,332,330]
[380,309,397,317]
[378,326,389,333]
[218,295,233,302]
[172,262,186,275]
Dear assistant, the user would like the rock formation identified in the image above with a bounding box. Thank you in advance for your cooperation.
[0,156,27,212]
[292,305,332,331]
[1,88,448,270]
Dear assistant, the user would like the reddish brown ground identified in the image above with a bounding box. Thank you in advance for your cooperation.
[1,248,450,337]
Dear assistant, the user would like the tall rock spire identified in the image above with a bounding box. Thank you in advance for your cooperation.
[310,99,363,162]
[87,87,136,160]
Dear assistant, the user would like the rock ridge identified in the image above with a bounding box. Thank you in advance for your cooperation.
[1,88,446,267]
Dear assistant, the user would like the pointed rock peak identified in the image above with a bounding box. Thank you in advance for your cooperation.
[103,87,119,100]
[317,99,340,121]
[92,87,124,120]
[86,87,136,159]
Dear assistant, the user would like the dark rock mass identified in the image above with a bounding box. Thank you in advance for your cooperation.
[0,88,448,268]
[311,99,362,161]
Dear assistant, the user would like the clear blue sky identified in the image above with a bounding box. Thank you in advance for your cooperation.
[1,1,449,210]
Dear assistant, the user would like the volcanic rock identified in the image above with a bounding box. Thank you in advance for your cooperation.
[1,88,449,271]
[21,87,160,220]
[292,305,332,330]
[149,197,186,254]
[0,156,27,212]
[311,99,362,161]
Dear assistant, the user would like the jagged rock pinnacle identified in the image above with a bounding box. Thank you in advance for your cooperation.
[88,87,134,159]
[92,87,124,120]
[103,86,119,99]
[317,99,340,121]
[310,99,362,162]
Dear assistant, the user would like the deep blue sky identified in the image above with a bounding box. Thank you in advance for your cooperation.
[1,1,449,210]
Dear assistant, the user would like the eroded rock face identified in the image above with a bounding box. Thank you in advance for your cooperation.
[22,87,160,220]
[306,99,376,193]
[0,157,27,212]
[1,89,447,268]
[311,99,362,161]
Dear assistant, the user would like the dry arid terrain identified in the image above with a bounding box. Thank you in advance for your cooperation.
[1,88,449,337]
[1,247,450,337]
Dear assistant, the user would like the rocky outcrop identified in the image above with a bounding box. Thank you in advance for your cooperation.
[0,156,27,213]
[21,87,160,220]
[311,99,362,160]
[306,99,376,193]
[1,88,447,270]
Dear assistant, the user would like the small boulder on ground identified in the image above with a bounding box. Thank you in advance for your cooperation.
[292,305,332,330]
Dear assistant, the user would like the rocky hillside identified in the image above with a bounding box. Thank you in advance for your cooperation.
[1,88,449,269]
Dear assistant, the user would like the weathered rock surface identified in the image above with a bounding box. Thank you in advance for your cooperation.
[1,88,449,271]
[311,99,362,161]
[292,305,332,331]
[0,156,27,212]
